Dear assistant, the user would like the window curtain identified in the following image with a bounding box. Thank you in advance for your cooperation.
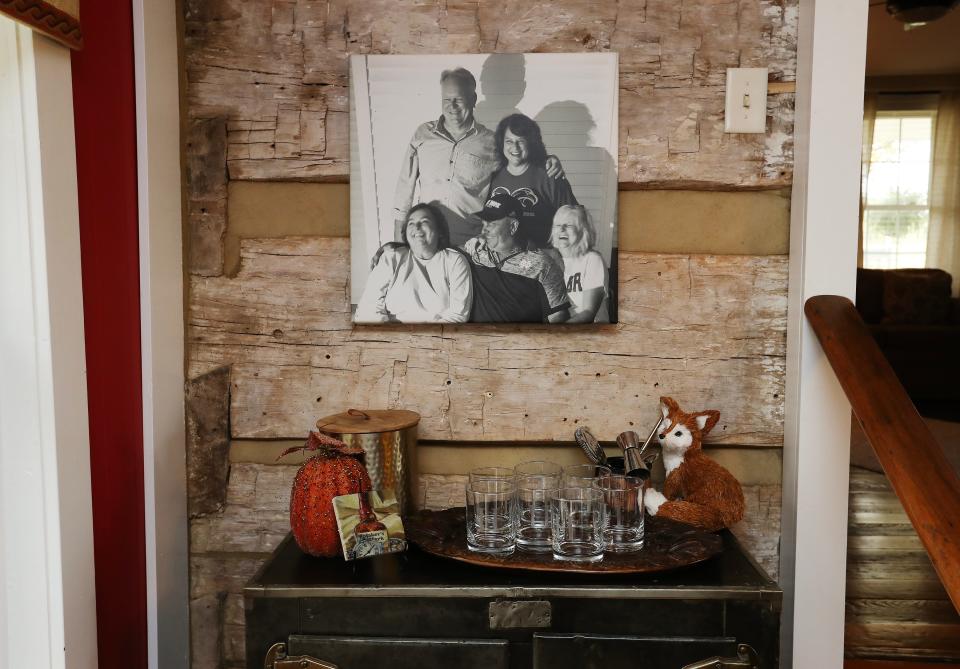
[926,92,960,295]
[859,93,879,268]
[0,0,81,49]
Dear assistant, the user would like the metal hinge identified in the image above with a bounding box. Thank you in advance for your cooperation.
[681,643,761,669]
[264,642,340,669]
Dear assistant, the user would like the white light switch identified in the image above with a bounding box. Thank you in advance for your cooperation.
[724,68,768,133]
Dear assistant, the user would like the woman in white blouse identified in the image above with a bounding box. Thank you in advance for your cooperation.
[356,203,473,323]
[550,205,610,323]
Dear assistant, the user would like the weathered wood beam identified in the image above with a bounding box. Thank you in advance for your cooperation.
[188,237,787,444]
[183,0,798,188]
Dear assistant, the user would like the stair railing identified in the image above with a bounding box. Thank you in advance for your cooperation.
[805,295,960,612]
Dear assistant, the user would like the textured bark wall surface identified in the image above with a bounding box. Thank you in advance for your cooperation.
[183,0,799,269]
[190,237,788,444]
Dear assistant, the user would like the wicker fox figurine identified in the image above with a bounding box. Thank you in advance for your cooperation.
[643,396,745,531]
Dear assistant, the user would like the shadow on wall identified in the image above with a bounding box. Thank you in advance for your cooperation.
[475,53,526,125]
[535,100,619,321]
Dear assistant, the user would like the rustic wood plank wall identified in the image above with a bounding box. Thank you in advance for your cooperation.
[190,237,788,443]
[183,0,798,279]
[181,1,799,667]
[184,0,796,188]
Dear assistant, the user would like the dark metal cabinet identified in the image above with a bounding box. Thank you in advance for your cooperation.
[245,533,781,669]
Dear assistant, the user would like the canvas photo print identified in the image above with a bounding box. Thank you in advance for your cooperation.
[349,53,619,325]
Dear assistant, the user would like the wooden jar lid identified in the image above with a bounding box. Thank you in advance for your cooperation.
[316,409,420,434]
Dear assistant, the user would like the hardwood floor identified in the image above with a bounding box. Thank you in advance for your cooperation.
[846,467,960,661]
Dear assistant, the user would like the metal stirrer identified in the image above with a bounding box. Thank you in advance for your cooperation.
[636,416,663,465]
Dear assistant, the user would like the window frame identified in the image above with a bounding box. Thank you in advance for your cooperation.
[861,98,939,270]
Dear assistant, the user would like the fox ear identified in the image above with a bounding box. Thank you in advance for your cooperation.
[693,410,720,435]
[659,396,679,418]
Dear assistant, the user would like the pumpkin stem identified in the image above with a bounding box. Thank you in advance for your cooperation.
[276,430,365,461]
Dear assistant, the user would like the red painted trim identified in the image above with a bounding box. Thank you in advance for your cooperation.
[71,0,147,666]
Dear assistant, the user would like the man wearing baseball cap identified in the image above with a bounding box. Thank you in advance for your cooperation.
[461,193,570,323]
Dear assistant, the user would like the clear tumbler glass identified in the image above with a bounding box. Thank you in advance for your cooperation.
[514,462,563,552]
[593,474,645,552]
[562,463,612,489]
[550,486,606,562]
[468,466,516,486]
[465,477,516,555]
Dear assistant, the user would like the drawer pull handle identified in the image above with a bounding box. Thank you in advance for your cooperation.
[265,642,340,669]
[489,600,552,629]
[681,643,760,669]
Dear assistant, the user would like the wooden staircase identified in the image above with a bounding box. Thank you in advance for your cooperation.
[806,296,960,663]
[846,467,960,660]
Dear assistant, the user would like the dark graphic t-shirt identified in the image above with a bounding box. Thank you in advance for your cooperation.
[468,265,550,323]
[488,166,578,247]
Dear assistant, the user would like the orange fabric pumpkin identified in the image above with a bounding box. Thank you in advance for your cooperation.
[283,431,371,557]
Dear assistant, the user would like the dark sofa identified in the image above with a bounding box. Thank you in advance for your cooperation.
[856,268,960,421]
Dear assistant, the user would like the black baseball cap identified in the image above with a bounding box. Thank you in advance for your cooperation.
[475,192,523,221]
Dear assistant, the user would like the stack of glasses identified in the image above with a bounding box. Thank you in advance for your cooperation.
[465,462,647,562]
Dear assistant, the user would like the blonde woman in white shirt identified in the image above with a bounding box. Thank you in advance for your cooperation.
[550,205,610,323]
[356,203,473,323]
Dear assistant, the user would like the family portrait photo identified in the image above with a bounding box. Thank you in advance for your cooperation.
[349,52,619,325]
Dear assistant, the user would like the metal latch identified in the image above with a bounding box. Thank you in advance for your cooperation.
[681,643,761,669]
[265,642,339,669]
[488,600,552,629]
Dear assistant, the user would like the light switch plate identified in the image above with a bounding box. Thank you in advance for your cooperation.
[724,67,768,133]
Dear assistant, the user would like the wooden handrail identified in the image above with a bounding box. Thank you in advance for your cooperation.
[806,295,960,611]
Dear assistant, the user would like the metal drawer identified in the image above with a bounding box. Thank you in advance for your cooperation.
[533,633,738,669]
[280,634,509,669]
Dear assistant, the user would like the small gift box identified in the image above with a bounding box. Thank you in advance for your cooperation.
[333,489,407,560]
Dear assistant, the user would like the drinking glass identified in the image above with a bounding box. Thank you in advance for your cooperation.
[514,461,563,552]
[468,466,516,486]
[465,477,516,555]
[562,463,612,489]
[550,486,606,562]
[593,474,645,552]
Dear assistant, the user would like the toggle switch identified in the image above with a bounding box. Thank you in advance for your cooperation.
[724,67,768,133]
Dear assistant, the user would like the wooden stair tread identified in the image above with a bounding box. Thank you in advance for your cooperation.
[846,466,960,661]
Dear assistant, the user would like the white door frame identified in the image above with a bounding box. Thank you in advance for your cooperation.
[132,0,189,667]
[0,21,98,669]
[781,1,869,667]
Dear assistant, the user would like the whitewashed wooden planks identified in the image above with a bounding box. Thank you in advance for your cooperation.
[183,0,797,188]
[189,237,787,444]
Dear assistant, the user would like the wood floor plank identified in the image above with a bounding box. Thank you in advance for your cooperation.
[847,536,927,554]
[846,464,960,659]
[845,621,960,653]
[843,658,960,669]
[846,599,960,625]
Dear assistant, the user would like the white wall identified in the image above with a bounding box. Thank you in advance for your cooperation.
[132,0,190,666]
[781,0,869,667]
[0,19,98,669]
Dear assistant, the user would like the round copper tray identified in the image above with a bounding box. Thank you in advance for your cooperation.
[406,508,722,574]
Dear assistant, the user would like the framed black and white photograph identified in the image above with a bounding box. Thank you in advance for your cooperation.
[349,52,619,325]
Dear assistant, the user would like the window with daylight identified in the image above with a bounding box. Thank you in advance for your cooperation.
[861,108,937,269]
